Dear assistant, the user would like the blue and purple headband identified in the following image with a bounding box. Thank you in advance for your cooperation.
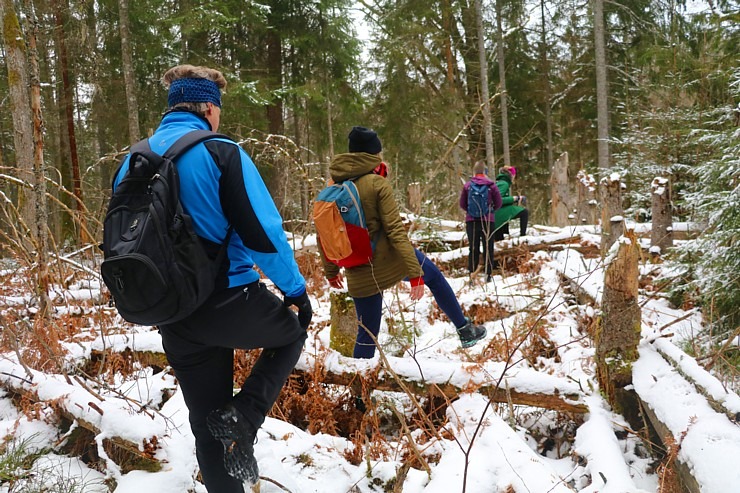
[168,78,222,108]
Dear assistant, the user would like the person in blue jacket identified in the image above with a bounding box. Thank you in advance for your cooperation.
[112,65,311,492]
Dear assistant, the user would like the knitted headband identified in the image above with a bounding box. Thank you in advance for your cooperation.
[168,78,222,108]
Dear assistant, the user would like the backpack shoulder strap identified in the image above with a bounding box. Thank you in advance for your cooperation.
[162,130,234,161]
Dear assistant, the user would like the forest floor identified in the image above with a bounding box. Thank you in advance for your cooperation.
[0,219,738,493]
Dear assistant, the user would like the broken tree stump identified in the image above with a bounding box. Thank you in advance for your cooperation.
[549,152,571,227]
[595,229,641,425]
[407,182,421,215]
[329,291,357,357]
[576,169,598,225]
[650,176,673,257]
[599,172,624,255]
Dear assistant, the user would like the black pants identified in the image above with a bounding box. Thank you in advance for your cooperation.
[159,281,307,493]
[466,219,496,275]
[494,209,529,241]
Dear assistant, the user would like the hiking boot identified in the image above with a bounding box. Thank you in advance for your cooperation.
[456,317,487,348]
[206,404,259,486]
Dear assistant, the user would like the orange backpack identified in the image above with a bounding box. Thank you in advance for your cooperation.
[313,180,374,268]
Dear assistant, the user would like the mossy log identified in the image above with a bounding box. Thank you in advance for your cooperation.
[329,291,357,358]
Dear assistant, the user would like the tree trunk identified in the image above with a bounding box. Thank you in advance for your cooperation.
[265,28,285,210]
[650,176,673,256]
[576,169,598,225]
[599,173,623,255]
[22,0,51,319]
[474,0,494,168]
[325,92,333,181]
[118,0,140,144]
[53,0,87,244]
[407,182,421,215]
[329,292,357,358]
[595,229,641,424]
[539,0,553,173]
[549,152,570,226]
[495,0,510,167]
[442,0,455,89]
[594,0,610,169]
[0,0,36,230]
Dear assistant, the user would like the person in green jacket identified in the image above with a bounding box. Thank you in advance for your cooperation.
[320,126,487,358]
[494,166,529,241]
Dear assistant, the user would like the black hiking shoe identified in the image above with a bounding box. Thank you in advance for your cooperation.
[457,317,487,348]
[206,404,259,486]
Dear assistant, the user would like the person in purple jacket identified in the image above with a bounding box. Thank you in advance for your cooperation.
[460,160,503,282]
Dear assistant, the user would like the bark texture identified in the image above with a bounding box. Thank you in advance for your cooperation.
[329,291,357,358]
[596,230,641,421]
[1,0,36,227]
[600,174,624,255]
[549,152,570,226]
[650,176,673,255]
[576,169,598,225]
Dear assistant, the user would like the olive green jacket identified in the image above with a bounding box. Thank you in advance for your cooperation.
[319,152,423,298]
[493,173,526,231]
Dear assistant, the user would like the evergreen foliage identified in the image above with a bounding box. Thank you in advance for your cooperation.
[676,67,740,334]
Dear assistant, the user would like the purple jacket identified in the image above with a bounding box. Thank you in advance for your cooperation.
[459,175,503,222]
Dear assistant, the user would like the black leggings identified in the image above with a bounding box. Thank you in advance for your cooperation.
[466,220,496,275]
[159,282,306,493]
[494,209,529,241]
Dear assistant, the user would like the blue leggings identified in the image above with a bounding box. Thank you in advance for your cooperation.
[353,249,467,358]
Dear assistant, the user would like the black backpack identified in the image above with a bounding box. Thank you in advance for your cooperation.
[101,130,233,326]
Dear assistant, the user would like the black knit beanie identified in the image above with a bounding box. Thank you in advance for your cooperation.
[348,126,382,154]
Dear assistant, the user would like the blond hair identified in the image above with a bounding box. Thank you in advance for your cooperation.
[162,65,227,90]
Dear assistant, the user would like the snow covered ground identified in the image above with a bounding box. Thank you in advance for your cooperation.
[0,222,738,493]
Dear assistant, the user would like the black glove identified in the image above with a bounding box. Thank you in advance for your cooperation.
[283,290,313,330]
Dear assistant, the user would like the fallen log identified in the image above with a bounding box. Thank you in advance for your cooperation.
[294,367,588,414]
[0,373,160,473]
[556,251,740,493]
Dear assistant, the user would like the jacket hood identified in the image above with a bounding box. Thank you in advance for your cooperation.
[496,173,512,184]
[330,152,382,182]
[471,175,495,186]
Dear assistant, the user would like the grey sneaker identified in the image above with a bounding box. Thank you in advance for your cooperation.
[457,317,487,348]
[207,404,259,486]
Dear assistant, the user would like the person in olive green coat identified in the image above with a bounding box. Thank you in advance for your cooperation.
[493,166,529,241]
[320,127,486,358]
